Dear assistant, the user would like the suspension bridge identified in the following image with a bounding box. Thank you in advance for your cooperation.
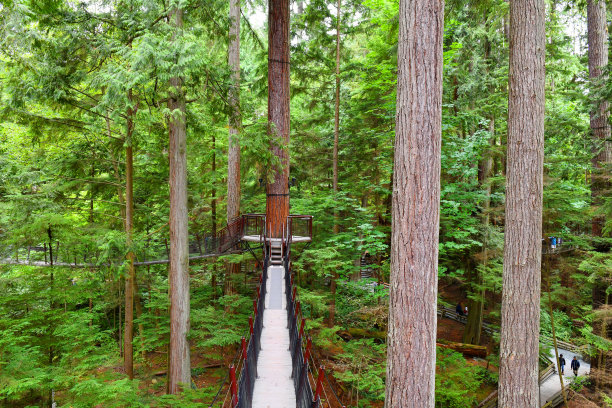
[204,213,346,408]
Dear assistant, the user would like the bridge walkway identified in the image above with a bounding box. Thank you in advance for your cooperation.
[251,265,296,407]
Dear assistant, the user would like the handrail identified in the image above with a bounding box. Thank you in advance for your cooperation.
[208,263,267,408]
[285,260,345,408]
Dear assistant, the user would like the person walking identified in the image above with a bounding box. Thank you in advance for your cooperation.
[559,354,566,375]
[456,302,464,316]
[570,356,580,376]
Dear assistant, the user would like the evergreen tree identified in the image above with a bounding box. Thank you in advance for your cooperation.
[498,0,545,405]
[385,0,444,406]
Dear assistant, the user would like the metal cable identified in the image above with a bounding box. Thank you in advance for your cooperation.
[208,344,243,407]
[221,383,231,408]
[289,270,345,407]
[208,269,264,407]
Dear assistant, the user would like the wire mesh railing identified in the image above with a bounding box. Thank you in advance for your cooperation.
[284,252,345,408]
[207,260,267,408]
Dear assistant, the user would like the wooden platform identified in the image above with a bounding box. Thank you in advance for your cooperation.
[252,266,296,408]
[242,235,312,244]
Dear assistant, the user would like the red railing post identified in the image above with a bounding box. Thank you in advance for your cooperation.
[295,301,301,319]
[230,364,238,407]
[309,216,312,238]
[253,299,258,316]
[249,315,254,336]
[242,336,248,360]
[299,317,306,338]
[314,365,325,403]
[292,286,297,303]
[304,336,312,361]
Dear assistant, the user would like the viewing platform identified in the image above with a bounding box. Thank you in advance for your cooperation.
[217,213,313,253]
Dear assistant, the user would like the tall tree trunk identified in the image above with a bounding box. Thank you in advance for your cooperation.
[167,6,190,394]
[211,131,218,298]
[329,0,341,328]
[498,0,545,406]
[587,0,611,237]
[266,0,290,238]
[463,118,494,345]
[124,88,136,379]
[227,0,241,224]
[226,0,242,295]
[587,1,611,368]
[385,0,443,405]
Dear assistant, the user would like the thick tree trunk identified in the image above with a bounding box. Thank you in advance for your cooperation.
[329,0,341,328]
[228,0,241,224]
[498,0,545,406]
[385,0,443,406]
[587,0,611,237]
[167,6,191,394]
[226,0,242,294]
[124,88,136,379]
[266,0,290,238]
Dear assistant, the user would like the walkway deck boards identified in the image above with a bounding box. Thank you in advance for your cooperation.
[252,266,296,408]
[539,347,590,407]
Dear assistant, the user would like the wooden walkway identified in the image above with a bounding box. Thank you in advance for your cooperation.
[251,265,296,408]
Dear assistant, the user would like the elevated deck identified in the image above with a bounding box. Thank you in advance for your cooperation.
[237,213,313,247]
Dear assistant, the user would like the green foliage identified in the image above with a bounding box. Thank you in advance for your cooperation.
[540,309,574,342]
[334,339,386,407]
[435,348,484,408]
[0,0,608,406]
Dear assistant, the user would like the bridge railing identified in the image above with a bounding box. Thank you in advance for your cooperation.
[229,265,267,408]
[206,264,266,408]
[285,258,345,408]
[286,266,317,408]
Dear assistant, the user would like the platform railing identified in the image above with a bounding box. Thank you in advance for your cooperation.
[288,215,313,240]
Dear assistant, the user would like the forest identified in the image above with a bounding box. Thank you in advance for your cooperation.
[0,0,610,407]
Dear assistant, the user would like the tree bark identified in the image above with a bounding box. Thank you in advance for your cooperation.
[329,0,341,328]
[226,0,242,295]
[266,0,290,238]
[385,0,443,405]
[124,88,136,379]
[167,6,191,394]
[587,0,611,237]
[498,0,545,406]
[227,0,241,224]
